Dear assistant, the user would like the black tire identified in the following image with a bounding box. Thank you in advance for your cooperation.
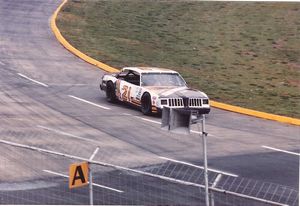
[141,93,152,115]
[106,81,117,103]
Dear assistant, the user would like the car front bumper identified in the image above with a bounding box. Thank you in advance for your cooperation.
[156,107,210,115]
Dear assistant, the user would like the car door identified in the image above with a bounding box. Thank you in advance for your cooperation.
[117,70,141,105]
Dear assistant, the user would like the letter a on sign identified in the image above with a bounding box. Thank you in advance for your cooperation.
[69,162,89,189]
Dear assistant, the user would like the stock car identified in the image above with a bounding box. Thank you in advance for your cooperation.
[100,67,210,115]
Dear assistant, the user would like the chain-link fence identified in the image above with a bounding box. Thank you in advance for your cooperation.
[0,139,298,205]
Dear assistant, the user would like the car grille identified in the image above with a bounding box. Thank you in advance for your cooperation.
[168,98,184,107]
[189,98,202,107]
[163,98,205,108]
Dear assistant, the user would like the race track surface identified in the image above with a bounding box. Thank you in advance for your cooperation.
[0,1,299,205]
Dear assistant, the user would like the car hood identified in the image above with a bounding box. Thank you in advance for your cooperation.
[145,86,208,98]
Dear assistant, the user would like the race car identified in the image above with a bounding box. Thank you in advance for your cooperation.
[100,67,210,115]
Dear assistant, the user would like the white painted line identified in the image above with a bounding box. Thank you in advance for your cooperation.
[37,125,99,144]
[135,116,161,125]
[43,170,123,193]
[89,147,100,161]
[44,169,68,178]
[190,130,200,134]
[122,113,132,116]
[68,95,111,110]
[190,130,216,137]
[49,83,87,86]
[159,156,238,177]
[17,73,48,87]
[262,145,300,156]
[0,61,5,65]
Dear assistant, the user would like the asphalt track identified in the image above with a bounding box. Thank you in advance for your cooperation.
[0,0,299,205]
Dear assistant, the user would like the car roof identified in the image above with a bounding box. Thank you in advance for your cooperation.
[122,67,178,74]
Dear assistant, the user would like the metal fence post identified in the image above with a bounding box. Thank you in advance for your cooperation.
[201,114,209,206]
[89,163,93,206]
[88,146,100,206]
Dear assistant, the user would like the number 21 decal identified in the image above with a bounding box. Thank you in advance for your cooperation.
[121,85,131,102]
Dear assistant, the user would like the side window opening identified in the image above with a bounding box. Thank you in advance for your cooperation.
[116,71,128,80]
[124,71,140,86]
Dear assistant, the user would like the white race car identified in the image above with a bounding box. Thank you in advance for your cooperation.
[100,67,210,115]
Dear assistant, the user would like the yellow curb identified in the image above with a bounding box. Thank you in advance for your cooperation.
[51,0,300,126]
[50,0,118,73]
[210,101,300,126]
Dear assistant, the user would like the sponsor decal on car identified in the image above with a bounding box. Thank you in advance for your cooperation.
[136,88,142,100]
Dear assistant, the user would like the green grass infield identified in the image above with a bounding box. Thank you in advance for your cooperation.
[57,0,300,118]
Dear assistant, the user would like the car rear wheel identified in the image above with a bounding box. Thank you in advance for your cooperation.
[141,93,152,115]
[106,81,117,103]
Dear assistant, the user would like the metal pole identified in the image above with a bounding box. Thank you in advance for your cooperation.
[201,114,209,206]
[211,192,214,206]
[89,163,93,206]
[88,146,99,206]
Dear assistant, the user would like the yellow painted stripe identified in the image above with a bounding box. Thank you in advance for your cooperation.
[132,100,141,105]
[130,101,141,106]
[210,100,300,126]
[51,0,300,126]
[50,0,118,73]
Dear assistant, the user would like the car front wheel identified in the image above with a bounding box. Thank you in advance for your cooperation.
[141,93,152,115]
[106,81,117,103]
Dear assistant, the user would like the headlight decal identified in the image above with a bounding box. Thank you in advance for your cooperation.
[203,99,209,104]
[161,99,168,105]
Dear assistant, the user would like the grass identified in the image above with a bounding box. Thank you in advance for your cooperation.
[57,0,300,118]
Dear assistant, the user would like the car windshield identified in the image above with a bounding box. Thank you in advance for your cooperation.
[141,73,186,87]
